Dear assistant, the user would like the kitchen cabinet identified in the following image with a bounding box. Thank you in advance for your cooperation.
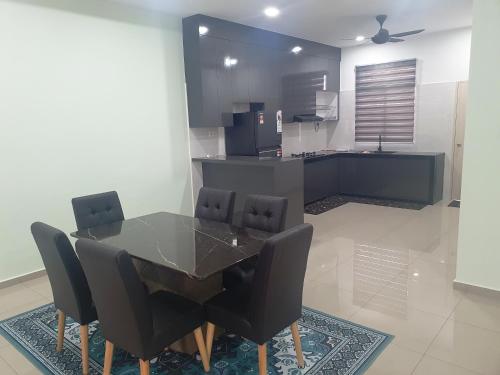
[304,158,339,204]
[339,155,442,203]
[183,15,341,128]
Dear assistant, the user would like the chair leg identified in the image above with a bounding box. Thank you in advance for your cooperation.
[56,310,66,352]
[193,327,210,372]
[103,341,114,375]
[139,359,150,375]
[258,343,267,375]
[290,321,305,368]
[80,325,89,375]
[205,322,215,362]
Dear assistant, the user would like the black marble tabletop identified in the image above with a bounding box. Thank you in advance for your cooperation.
[71,212,273,280]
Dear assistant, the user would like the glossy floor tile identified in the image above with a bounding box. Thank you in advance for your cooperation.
[1,201,500,374]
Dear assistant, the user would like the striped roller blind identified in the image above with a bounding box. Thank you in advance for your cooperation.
[355,59,417,143]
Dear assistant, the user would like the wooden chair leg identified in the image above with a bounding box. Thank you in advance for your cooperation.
[193,327,210,372]
[80,325,89,374]
[56,310,66,352]
[103,341,114,375]
[291,321,305,368]
[258,343,267,375]
[205,322,215,362]
[139,359,150,375]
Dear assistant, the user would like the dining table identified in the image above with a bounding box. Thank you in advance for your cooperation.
[71,211,273,354]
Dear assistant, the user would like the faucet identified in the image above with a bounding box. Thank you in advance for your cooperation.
[378,134,382,152]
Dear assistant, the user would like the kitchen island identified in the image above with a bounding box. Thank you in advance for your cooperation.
[193,156,304,228]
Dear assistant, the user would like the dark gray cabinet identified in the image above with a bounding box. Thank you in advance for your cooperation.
[183,15,341,128]
[304,158,339,204]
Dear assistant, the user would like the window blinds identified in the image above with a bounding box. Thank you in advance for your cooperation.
[355,59,416,143]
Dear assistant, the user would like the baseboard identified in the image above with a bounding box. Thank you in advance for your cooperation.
[0,269,47,290]
[453,280,500,298]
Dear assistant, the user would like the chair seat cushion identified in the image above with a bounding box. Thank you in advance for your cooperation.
[204,288,254,341]
[146,291,205,359]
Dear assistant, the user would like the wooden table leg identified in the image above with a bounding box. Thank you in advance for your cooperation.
[205,322,215,362]
[194,327,210,372]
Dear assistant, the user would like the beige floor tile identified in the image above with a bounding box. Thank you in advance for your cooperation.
[363,343,422,375]
[0,345,39,375]
[412,356,482,375]
[22,276,53,300]
[0,285,46,314]
[350,305,447,353]
[427,319,500,375]
[303,284,365,319]
[0,356,17,375]
[0,335,9,349]
[0,297,50,320]
[451,292,500,333]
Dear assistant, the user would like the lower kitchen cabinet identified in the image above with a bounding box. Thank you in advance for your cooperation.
[304,153,444,205]
[304,158,339,204]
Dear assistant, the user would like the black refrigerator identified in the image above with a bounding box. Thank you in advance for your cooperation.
[225,110,282,157]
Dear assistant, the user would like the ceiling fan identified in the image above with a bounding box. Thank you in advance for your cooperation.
[371,15,425,44]
[344,15,425,44]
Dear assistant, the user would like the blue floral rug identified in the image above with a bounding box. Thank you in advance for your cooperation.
[0,304,392,374]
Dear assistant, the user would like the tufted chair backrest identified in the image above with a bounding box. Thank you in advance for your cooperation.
[72,191,124,230]
[242,195,288,233]
[195,187,236,224]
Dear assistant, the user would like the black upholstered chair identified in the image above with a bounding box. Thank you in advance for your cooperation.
[31,222,97,375]
[205,223,313,375]
[223,194,288,289]
[72,191,124,230]
[75,239,210,375]
[195,187,236,224]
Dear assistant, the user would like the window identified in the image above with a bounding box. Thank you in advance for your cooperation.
[355,59,417,143]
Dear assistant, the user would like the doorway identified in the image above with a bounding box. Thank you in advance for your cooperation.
[451,81,468,201]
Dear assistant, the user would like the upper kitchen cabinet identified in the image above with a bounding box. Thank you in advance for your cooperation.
[182,14,341,128]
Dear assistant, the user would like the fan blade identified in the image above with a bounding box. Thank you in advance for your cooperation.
[390,29,425,38]
[389,37,404,43]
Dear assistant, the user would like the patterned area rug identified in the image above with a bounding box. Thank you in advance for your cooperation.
[0,304,392,375]
[305,194,426,215]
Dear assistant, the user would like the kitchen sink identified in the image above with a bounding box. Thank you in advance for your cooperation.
[361,150,398,154]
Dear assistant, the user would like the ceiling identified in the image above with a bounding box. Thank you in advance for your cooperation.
[109,0,472,47]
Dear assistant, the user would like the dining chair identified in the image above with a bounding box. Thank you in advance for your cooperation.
[75,239,210,375]
[31,222,97,375]
[72,191,124,230]
[223,194,288,289]
[205,223,313,375]
[195,187,236,224]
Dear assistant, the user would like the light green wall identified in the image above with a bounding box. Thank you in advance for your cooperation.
[0,0,193,282]
[456,0,500,291]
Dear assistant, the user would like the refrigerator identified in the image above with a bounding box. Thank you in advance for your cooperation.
[225,109,282,157]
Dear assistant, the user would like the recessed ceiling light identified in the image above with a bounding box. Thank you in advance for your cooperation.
[291,46,302,54]
[264,6,280,18]
[224,57,238,68]
[413,272,419,277]
[199,25,209,36]
[355,35,365,42]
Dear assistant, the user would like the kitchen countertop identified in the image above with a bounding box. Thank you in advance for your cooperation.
[192,151,445,165]
[191,155,300,166]
[300,150,445,162]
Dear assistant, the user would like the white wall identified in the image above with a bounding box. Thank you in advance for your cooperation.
[456,0,500,291]
[340,27,472,91]
[331,27,472,201]
[0,0,193,282]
